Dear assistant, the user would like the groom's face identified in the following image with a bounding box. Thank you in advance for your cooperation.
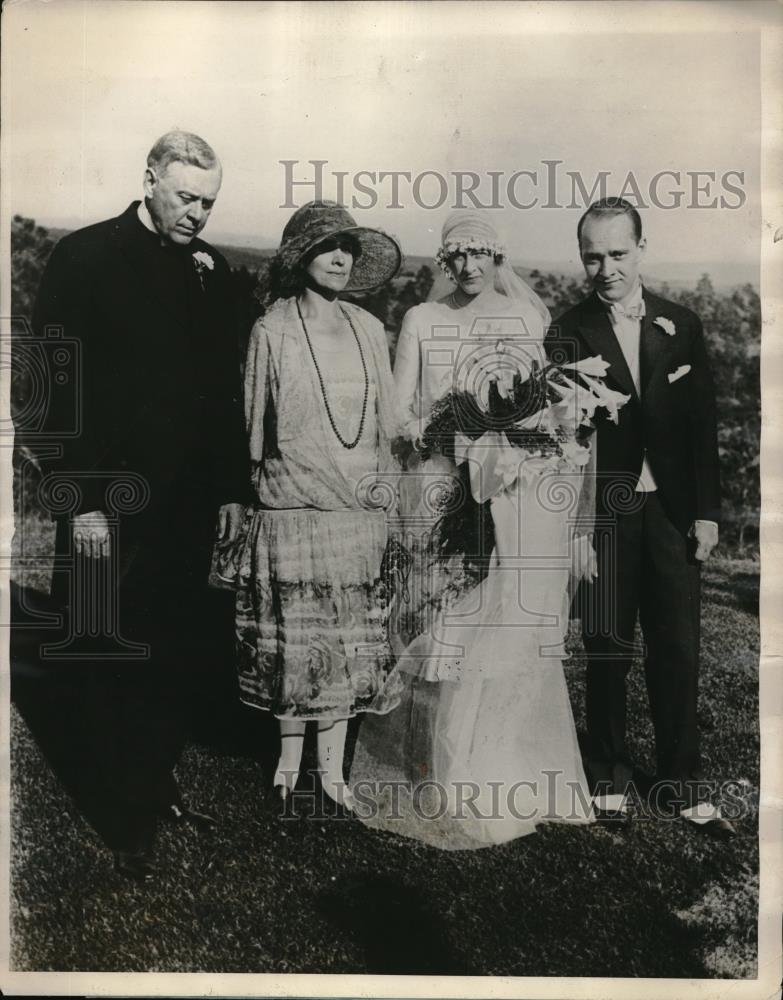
[579,214,646,302]
[144,160,223,245]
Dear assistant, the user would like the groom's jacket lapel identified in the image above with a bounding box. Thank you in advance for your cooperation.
[546,285,720,533]
[639,288,677,401]
[572,292,639,404]
[567,290,678,407]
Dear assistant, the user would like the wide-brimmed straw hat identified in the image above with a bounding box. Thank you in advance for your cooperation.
[276,200,402,292]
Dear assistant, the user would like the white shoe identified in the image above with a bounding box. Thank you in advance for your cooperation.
[321,777,355,812]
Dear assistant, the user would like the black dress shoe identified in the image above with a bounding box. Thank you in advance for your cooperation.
[161,803,217,830]
[113,849,155,883]
[686,816,737,841]
[630,767,657,800]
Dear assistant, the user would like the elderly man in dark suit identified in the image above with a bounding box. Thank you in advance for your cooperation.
[27,130,250,879]
[545,197,734,839]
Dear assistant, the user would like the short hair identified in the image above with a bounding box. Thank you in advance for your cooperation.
[577,197,643,246]
[146,130,220,175]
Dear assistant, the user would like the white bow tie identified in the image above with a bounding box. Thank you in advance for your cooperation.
[609,300,646,322]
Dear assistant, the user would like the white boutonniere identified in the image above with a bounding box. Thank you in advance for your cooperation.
[654,316,676,337]
[192,250,215,289]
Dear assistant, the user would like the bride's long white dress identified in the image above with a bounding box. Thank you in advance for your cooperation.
[350,454,593,849]
[349,299,594,850]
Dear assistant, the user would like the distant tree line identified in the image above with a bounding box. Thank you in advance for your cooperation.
[10,215,760,546]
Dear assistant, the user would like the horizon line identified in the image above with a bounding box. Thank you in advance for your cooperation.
[21,214,760,282]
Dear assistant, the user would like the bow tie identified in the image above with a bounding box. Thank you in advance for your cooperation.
[609,300,646,322]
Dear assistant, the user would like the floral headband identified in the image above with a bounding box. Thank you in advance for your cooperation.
[435,238,505,276]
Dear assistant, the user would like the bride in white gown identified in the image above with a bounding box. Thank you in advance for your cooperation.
[349,212,607,849]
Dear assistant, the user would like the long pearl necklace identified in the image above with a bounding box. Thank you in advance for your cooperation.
[296,299,369,450]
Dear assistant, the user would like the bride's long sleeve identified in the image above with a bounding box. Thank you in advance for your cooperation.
[393,307,423,442]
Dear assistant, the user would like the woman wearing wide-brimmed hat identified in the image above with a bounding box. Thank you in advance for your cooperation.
[221,200,404,810]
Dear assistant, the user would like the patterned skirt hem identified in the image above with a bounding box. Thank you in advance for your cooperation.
[238,695,403,722]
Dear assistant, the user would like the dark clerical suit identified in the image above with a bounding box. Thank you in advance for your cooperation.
[18,201,250,852]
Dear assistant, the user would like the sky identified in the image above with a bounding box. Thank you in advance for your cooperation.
[2,0,769,280]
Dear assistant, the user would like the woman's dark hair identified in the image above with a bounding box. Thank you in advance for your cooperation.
[260,233,363,306]
[445,247,504,268]
[300,233,362,268]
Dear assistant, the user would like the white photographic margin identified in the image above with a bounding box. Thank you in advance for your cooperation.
[0,1,780,998]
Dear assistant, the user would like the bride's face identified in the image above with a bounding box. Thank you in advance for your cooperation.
[449,249,496,296]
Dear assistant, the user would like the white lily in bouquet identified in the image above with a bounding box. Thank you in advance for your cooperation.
[557,356,630,425]
[418,351,630,471]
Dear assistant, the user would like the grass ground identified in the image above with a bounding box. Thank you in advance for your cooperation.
[9,554,759,977]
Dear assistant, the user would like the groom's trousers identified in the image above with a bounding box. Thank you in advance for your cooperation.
[579,491,703,806]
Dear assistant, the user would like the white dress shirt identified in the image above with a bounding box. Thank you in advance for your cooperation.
[598,281,658,492]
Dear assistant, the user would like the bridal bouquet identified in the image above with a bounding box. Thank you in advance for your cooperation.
[419,352,630,580]
[418,350,630,473]
[417,350,630,569]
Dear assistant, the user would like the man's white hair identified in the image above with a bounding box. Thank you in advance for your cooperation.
[146,130,220,175]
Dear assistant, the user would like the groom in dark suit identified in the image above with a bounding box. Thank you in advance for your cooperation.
[23,131,250,879]
[545,197,734,838]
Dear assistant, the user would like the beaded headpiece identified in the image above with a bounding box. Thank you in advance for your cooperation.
[435,211,505,275]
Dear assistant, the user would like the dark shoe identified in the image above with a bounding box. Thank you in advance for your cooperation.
[686,816,737,841]
[630,767,657,800]
[113,849,155,883]
[161,803,217,830]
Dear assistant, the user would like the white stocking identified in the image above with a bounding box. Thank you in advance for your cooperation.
[316,719,353,808]
[275,720,306,792]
